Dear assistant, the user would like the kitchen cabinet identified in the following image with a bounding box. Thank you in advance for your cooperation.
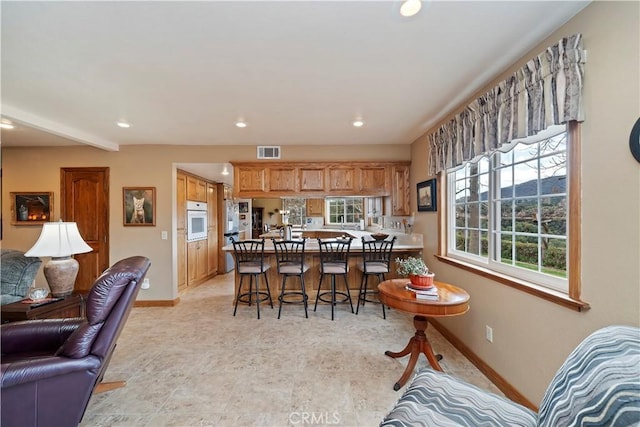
[176,173,187,291]
[299,167,325,191]
[187,176,207,202]
[306,198,324,217]
[235,166,266,194]
[231,161,410,198]
[327,166,356,193]
[187,240,208,286]
[391,165,411,216]
[206,183,218,276]
[269,167,297,192]
[359,166,389,196]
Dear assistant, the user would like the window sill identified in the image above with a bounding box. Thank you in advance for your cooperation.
[435,255,590,312]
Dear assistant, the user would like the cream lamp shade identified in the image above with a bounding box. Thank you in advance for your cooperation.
[25,221,92,297]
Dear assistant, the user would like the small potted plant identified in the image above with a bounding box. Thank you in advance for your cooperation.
[395,256,435,288]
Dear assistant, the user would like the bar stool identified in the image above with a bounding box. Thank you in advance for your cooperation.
[314,237,354,321]
[356,236,396,319]
[272,238,310,319]
[231,238,273,319]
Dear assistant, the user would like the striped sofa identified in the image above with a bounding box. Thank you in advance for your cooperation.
[381,325,640,427]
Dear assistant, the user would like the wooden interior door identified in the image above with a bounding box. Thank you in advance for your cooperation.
[61,167,110,293]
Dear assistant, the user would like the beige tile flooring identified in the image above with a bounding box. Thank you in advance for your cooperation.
[80,272,501,427]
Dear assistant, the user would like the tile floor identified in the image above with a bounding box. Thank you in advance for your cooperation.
[80,272,501,427]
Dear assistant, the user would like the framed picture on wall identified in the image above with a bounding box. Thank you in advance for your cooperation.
[123,187,156,226]
[417,179,437,212]
[10,192,54,225]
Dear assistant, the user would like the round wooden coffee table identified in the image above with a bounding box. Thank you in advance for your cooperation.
[378,278,470,390]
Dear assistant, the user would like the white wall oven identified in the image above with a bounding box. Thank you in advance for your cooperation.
[187,201,208,242]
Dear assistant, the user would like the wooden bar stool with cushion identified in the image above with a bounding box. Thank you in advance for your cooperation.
[231,238,273,319]
[356,235,396,319]
[272,238,310,319]
[314,237,354,321]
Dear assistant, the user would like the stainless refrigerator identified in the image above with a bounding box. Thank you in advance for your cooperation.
[222,200,239,272]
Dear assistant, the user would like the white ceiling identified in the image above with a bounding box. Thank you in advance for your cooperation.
[1,1,589,157]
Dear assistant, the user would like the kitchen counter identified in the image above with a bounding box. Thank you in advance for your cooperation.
[232,229,423,252]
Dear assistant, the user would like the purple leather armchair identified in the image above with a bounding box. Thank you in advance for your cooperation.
[1,256,151,427]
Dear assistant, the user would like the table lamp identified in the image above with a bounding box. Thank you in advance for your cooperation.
[25,221,92,297]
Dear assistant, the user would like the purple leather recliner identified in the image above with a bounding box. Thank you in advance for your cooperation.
[1,256,151,427]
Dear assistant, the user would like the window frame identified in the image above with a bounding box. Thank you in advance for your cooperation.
[436,121,588,312]
[325,197,364,226]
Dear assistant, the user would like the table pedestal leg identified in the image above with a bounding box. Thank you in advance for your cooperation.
[385,315,443,391]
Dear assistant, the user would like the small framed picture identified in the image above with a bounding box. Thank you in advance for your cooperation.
[417,179,437,212]
[10,192,54,225]
[123,187,156,226]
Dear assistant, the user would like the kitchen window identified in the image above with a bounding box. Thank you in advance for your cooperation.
[446,125,573,293]
[281,198,306,226]
[326,198,363,225]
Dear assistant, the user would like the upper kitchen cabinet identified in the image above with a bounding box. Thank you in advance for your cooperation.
[359,166,389,196]
[391,164,411,216]
[327,165,356,193]
[268,167,297,193]
[231,161,410,198]
[235,166,266,196]
[187,175,207,202]
[299,167,325,192]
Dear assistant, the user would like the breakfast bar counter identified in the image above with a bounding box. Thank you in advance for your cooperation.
[222,231,424,303]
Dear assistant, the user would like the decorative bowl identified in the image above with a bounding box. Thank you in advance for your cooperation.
[371,233,389,241]
[28,287,49,301]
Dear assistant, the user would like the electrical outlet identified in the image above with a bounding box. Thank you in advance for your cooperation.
[161,231,168,240]
[141,278,150,290]
[485,325,493,343]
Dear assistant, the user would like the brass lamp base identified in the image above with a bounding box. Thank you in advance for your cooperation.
[43,256,79,297]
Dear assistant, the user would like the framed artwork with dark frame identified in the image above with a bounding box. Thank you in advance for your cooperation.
[123,187,156,226]
[417,179,437,212]
[10,192,54,225]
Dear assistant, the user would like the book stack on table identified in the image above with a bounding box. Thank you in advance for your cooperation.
[405,283,439,300]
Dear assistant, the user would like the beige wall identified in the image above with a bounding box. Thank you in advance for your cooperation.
[1,144,409,301]
[409,1,640,404]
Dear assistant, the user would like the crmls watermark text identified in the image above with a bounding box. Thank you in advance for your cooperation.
[289,411,340,425]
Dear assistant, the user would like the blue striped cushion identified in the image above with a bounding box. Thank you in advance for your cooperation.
[538,325,640,427]
[380,368,537,427]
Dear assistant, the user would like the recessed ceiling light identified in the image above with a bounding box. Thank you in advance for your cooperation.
[353,120,365,128]
[117,121,131,128]
[235,121,248,128]
[400,0,422,17]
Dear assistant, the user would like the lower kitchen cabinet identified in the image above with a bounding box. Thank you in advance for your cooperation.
[187,240,208,286]
[177,230,187,292]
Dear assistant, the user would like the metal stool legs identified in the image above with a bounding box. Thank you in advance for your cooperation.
[233,272,273,319]
[278,273,309,319]
[356,272,386,319]
[314,272,354,321]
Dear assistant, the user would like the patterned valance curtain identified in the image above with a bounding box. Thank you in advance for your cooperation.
[428,33,585,175]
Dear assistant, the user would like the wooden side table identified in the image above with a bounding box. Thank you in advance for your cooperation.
[378,279,470,390]
[1,294,85,323]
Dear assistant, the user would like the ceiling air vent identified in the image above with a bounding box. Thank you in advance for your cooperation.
[257,146,281,159]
